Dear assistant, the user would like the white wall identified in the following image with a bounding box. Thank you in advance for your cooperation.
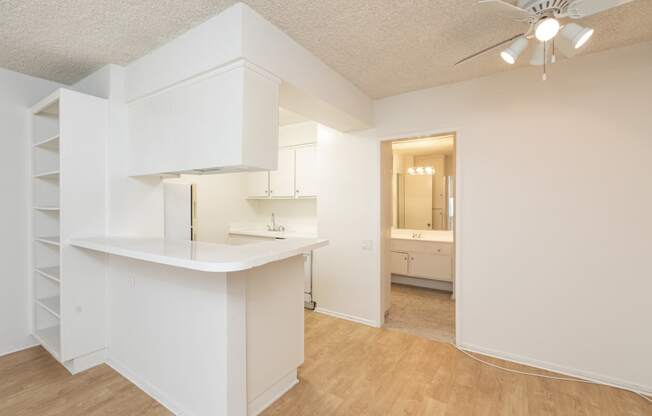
[374,41,652,392]
[72,65,165,237]
[248,199,317,233]
[0,68,61,356]
[314,126,382,326]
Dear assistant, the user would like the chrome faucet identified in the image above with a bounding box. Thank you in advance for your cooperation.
[267,213,285,232]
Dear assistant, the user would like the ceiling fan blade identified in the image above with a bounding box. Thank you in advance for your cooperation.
[478,0,531,21]
[567,0,635,18]
[455,33,526,66]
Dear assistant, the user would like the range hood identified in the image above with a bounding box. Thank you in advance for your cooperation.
[128,61,281,177]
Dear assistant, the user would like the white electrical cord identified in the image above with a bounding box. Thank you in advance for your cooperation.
[452,345,652,405]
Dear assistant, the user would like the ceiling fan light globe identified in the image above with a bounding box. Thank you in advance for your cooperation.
[529,41,545,66]
[501,50,516,64]
[500,37,528,65]
[535,17,560,42]
[561,23,594,49]
[575,28,594,49]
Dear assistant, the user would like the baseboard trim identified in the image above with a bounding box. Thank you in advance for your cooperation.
[314,307,380,328]
[106,358,197,416]
[0,341,40,358]
[457,342,652,396]
[64,348,107,375]
[248,369,298,416]
[391,275,453,292]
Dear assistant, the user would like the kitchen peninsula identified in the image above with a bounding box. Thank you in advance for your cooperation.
[71,236,327,416]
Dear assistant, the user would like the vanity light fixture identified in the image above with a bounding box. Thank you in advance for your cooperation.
[407,166,436,176]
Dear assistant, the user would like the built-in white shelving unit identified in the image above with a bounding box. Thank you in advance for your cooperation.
[33,134,60,150]
[30,88,108,374]
[35,266,60,282]
[35,236,60,246]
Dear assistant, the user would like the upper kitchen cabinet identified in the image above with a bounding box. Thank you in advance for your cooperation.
[246,144,318,200]
[269,147,295,198]
[128,62,281,176]
[247,171,270,198]
[294,145,317,198]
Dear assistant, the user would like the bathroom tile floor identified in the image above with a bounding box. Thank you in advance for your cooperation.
[383,283,455,343]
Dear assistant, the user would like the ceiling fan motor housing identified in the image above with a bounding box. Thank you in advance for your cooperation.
[518,0,571,20]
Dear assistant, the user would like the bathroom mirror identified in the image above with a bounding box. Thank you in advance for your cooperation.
[392,135,455,231]
[395,174,455,231]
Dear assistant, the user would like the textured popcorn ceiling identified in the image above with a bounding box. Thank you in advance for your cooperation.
[2,0,651,98]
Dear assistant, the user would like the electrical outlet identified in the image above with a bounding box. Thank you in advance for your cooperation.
[361,240,373,251]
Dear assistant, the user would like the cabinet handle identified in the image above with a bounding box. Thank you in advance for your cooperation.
[296,189,300,194]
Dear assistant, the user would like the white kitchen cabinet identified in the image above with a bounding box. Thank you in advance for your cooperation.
[246,144,319,199]
[269,147,295,198]
[247,171,270,199]
[390,251,409,275]
[294,145,317,197]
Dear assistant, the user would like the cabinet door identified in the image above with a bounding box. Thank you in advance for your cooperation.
[408,252,452,281]
[295,145,317,197]
[247,171,269,198]
[269,147,295,198]
[390,251,409,275]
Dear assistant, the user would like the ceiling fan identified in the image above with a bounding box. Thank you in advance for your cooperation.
[455,0,636,79]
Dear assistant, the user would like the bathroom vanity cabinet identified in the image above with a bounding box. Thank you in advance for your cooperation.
[390,239,453,282]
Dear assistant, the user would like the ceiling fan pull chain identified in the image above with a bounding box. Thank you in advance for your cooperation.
[542,40,548,81]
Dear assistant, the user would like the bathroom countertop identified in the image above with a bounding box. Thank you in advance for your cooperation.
[391,229,454,243]
[70,236,328,272]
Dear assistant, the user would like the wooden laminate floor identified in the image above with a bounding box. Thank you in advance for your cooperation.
[1,312,649,416]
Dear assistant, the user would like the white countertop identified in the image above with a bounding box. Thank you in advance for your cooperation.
[391,229,454,243]
[229,227,318,239]
[70,236,328,273]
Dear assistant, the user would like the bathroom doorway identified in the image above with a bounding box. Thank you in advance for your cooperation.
[380,133,457,343]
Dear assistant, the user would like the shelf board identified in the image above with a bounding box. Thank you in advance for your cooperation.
[36,236,60,246]
[36,296,60,318]
[34,326,61,361]
[33,170,60,180]
[31,89,60,116]
[34,135,60,150]
[35,266,60,282]
[34,206,60,212]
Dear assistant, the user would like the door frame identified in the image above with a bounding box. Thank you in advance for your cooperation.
[378,127,462,345]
